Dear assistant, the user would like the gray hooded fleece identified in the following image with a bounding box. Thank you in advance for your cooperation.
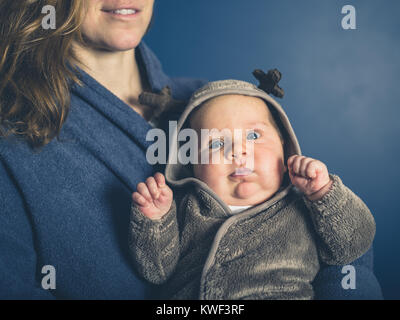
[129,80,375,300]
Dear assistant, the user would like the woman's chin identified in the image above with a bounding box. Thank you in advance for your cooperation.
[105,37,142,51]
[87,33,142,52]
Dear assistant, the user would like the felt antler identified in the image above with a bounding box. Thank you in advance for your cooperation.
[139,86,186,122]
[253,69,284,98]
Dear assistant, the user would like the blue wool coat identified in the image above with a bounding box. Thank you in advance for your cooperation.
[0,43,382,299]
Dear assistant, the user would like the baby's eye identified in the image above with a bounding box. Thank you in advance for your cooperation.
[247,131,260,140]
[209,139,224,150]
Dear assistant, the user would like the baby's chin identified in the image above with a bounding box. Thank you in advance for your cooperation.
[225,182,276,206]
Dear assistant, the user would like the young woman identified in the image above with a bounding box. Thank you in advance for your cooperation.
[0,0,381,299]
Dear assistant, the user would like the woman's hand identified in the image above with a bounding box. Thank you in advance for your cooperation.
[132,172,173,220]
[287,155,333,201]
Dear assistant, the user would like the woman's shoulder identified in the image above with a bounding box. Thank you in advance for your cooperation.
[0,136,30,158]
[0,137,29,190]
[0,135,52,170]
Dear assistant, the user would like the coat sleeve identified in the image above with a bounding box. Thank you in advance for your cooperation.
[303,174,376,265]
[128,200,180,285]
[302,174,382,299]
[0,159,55,299]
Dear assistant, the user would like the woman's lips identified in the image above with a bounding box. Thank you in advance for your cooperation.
[101,8,141,19]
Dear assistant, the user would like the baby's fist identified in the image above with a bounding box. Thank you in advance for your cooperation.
[287,155,332,201]
[132,172,173,220]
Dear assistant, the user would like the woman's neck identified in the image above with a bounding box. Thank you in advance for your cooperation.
[73,43,151,119]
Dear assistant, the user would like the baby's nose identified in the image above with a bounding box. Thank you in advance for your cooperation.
[232,154,247,166]
[230,145,247,165]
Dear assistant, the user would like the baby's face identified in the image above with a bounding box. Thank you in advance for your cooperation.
[191,94,287,206]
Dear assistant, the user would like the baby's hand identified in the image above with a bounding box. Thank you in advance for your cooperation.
[287,155,333,201]
[132,172,173,220]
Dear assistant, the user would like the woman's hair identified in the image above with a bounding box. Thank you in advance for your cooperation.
[0,0,87,149]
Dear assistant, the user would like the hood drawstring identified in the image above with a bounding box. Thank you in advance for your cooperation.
[139,86,186,124]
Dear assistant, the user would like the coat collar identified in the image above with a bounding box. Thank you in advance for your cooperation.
[136,41,170,93]
[70,42,170,152]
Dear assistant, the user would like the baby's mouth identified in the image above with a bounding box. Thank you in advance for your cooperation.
[230,167,253,177]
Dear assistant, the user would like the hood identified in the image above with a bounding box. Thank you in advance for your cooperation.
[165,80,301,209]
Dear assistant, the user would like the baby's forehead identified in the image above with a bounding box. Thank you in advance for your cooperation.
[203,93,266,107]
[190,94,272,126]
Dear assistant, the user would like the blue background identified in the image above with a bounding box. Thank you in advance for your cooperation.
[145,0,400,299]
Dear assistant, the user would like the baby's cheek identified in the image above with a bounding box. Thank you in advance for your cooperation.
[193,164,221,186]
[254,151,285,180]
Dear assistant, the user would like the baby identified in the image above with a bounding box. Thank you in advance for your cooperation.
[129,80,375,300]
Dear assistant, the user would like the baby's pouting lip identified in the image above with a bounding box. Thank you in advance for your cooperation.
[230,167,253,178]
